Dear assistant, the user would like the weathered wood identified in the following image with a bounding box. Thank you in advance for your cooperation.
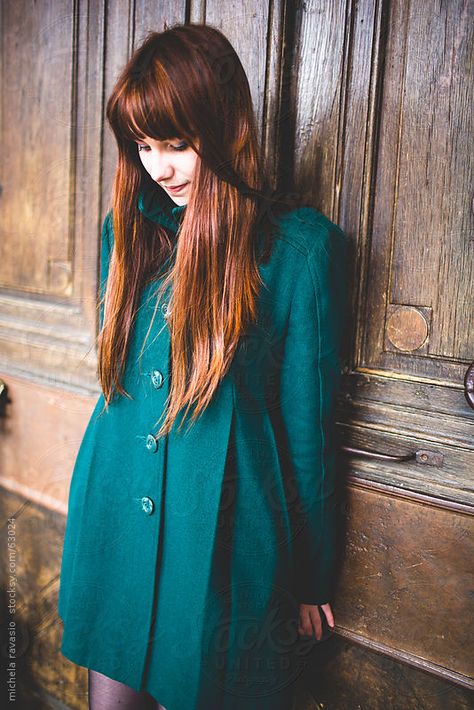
[0,0,472,706]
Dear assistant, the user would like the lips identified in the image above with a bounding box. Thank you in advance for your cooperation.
[164,182,188,192]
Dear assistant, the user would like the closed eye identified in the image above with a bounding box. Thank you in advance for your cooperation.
[171,141,189,151]
[136,141,189,152]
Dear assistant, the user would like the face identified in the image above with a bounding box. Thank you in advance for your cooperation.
[135,135,199,205]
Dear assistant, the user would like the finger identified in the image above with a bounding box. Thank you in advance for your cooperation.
[310,608,323,640]
[298,606,313,636]
[320,603,335,628]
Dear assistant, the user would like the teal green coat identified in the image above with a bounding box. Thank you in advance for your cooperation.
[58,185,349,709]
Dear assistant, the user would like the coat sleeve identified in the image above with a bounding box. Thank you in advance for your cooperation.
[98,210,113,331]
[278,219,349,606]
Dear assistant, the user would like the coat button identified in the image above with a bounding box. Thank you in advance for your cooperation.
[141,496,155,515]
[161,302,170,318]
[151,370,164,389]
[145,434,158,453]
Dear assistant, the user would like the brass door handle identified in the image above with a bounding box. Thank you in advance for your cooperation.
[464,361,474,410]
[0,378,7,417]
[341,446,416,462]
[341,446,443,466]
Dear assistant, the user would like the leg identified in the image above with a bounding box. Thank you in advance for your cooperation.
[88,669,166,710]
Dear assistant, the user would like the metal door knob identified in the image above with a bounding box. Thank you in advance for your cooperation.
[464,361,474,410]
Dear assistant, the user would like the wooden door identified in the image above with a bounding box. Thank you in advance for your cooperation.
[0,1,472,708]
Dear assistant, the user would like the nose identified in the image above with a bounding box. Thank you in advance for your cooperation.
[149,152,173,183]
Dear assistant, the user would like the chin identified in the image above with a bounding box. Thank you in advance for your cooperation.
[170,196,187,206]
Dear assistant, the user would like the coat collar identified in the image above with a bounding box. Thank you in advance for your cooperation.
[137,181,186,232]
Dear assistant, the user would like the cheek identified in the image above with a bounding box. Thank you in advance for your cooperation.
[138,153,151,173]
[183,154,199,179]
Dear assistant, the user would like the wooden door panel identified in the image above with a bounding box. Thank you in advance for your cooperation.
[1,0,74,295]
[368,0,473,377]
[336,483,473,681]
[289,0,473,499]
[287,0,474,696]
[0,0,105,392]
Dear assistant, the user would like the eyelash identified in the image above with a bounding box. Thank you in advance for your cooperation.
[137,142,189,153]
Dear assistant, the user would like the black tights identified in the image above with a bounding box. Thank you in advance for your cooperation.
[88,669,167,710]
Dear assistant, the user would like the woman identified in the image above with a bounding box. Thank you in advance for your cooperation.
[58,22,349,710]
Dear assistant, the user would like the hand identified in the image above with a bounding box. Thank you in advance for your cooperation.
[298,602,335,640]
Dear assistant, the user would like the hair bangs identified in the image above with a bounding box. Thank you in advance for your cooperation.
[114,71,196,146]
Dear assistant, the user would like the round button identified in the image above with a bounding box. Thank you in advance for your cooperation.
[151,370,164,389]
[141,496,155,515]
[161,302,170,318]
[145,434,158,453]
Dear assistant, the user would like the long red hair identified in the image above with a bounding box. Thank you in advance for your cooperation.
[98,22,300,437]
